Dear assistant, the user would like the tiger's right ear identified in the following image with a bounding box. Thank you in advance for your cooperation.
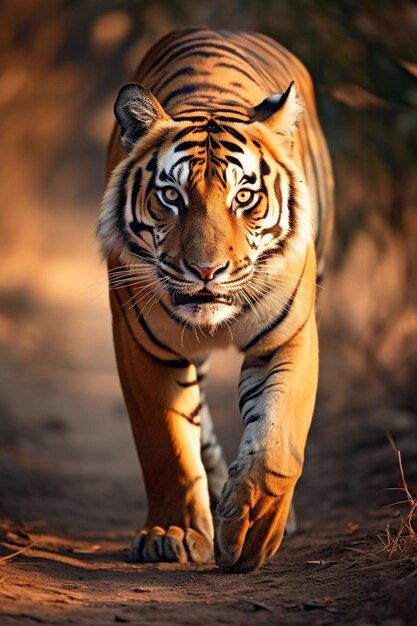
[251,82,301,139]
[114,83,171,152]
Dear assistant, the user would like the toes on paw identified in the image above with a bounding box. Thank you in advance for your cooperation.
[129,526,213,564]
[164,526,187,563]
[184,528,213,563]
[128,531,147,562]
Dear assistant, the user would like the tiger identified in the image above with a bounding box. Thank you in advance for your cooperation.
[98,28,333,573]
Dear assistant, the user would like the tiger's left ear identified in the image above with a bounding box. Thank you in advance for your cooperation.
[251,82,302,137]
[114,83,172,152]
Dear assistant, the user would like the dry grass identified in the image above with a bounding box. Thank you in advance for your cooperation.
[345,437,417,574]
[376,436,417,570]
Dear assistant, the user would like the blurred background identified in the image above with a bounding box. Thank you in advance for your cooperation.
[0,0,416,527]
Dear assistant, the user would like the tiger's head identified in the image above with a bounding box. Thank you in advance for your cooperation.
[98,82,311,330]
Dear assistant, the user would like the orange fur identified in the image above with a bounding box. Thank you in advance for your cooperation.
[99,29,333,571]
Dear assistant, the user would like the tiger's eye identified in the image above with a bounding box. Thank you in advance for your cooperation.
[236,190,253,205]
[163,187,180,202]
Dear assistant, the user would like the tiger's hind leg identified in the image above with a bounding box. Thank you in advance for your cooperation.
[285,501,297,535]
[196,360,228,508]
[200,403,228,509]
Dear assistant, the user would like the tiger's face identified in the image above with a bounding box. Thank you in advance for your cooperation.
[99,83,311,330]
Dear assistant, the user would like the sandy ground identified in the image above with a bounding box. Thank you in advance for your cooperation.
[1,292,417,625]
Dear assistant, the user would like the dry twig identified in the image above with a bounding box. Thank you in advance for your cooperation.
[0,540,38,566]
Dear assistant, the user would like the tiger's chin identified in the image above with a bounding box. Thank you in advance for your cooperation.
[173,302,240,333]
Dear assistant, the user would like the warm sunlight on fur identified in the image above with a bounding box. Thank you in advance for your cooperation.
[2,4,416,625]
[98,28,333,572]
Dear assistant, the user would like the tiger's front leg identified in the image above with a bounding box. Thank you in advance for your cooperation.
[111,292,213,564]
[215,312,318,572]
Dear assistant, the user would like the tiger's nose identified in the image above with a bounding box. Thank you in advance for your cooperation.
[184,260,230,281]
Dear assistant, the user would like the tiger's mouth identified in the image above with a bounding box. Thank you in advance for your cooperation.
[172,290,234,306]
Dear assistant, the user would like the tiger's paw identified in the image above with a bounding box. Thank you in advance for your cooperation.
[129,525,214,564]
[214,460,295,573]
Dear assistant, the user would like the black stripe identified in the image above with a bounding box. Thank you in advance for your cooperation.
[210,99,248,109]
[256,246,285,266]
[164,83,217,105]
[275,297,315,352]
[256,221,282,238]
[225,155,243,168]
[216,116,250,123]
[127,242,154,262]
[130,167,142,222]
[145,154,158,198]
[163,82,252,108]
[170,403,202,425]
[126,284,185,358]
[177,373,204,388]
[177,379,198,388]
[159,256,188,276]
[166,41,258,74]
[274,172,283,225]
[172,115,209,123]
[128,168,156,247]
[238,362,290,407]
[258,350,278,364]
[214,61,263,87]
[242,256,307,352]
[244,413,261,427]
[116,162,134,244]
[213,108,249,116]
[173,110,248,123]
[171,126,197,143]
[153,66,201,93]
[147,206,159,222]
[128,220,154,240]
[174,140,204,152]
[241,380,285,419]
[168,154,194,171]
[221,124,247,143]
[279,163,296,239]
[112,289,190,368]
[167,49,226,67]
[219,140,244,153]
[260,158,270,177]
[227,41,279,88]
[146,35,217,74]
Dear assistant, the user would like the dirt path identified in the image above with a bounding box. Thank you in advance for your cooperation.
[1,344,417,625]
